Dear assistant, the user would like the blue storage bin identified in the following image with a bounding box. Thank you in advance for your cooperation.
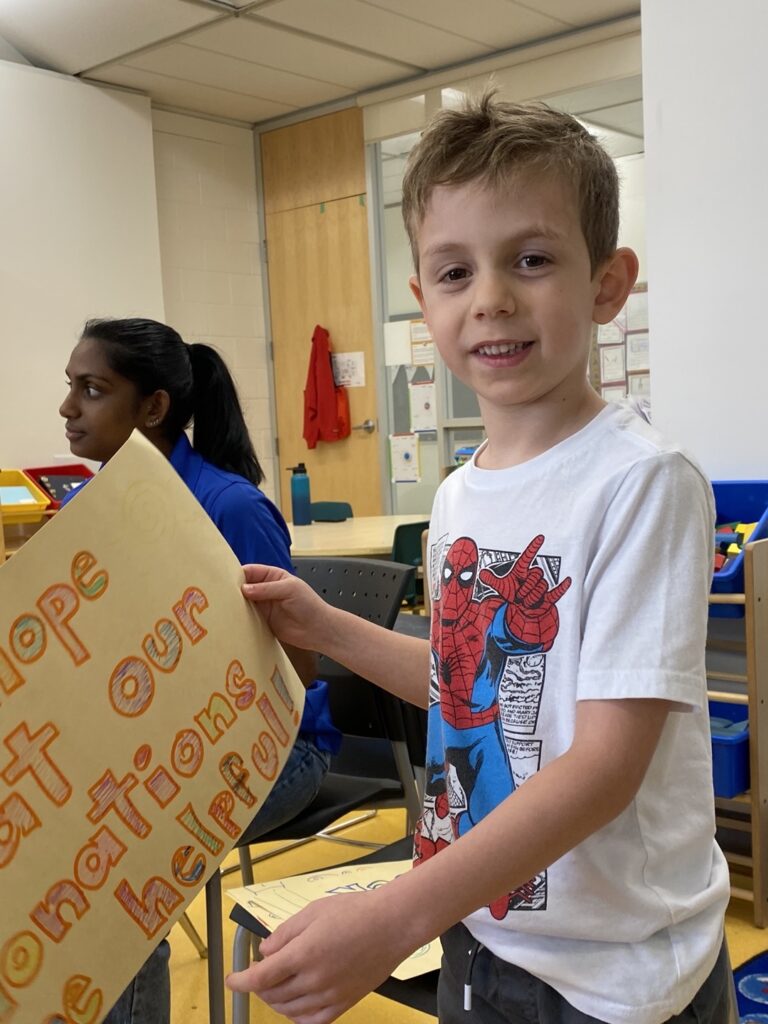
[709,699,749,798]
[710,480,768,618]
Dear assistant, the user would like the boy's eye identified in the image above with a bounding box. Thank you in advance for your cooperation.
[441,267,468,283]
[519,255,548,270]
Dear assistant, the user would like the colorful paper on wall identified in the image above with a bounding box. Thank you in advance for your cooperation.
[408,380,437,432]
[0,431,303,1022]
[389,433,420,483]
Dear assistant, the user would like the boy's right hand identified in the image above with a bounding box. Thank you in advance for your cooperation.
[242,564,335,652]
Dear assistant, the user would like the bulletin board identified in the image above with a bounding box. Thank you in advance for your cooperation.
[589,282,649,405]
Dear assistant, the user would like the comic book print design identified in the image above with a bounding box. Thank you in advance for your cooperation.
[414,534,570,919]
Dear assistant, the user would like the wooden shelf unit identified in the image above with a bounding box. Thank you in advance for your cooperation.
[709,538,768,926]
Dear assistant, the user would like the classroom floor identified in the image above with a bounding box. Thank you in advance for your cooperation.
[170,808,763,1024]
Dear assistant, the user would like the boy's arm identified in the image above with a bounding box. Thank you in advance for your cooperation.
[226,695,670,1023]
[243,564,431,708]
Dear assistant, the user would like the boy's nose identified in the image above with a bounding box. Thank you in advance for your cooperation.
[471,273,516,319]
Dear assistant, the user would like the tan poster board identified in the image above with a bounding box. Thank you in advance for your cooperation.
[0,432,304,1022]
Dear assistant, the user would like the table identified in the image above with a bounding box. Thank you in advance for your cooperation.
[287,513,429,558]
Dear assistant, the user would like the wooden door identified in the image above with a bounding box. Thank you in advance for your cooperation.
[261,108,383,517]
[265,197,381,515]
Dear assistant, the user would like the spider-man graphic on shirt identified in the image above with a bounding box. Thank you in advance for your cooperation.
[413,533,570,919]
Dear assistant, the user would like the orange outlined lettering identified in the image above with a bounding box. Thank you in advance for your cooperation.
[176,803,224,856]
[0,792,40,868]
[2,722,72,806]
[114,876,182,939]
[63,974,103,1024]
[219,753,256,807]
[171,845,206,887]
[36,584,89,666]
[171,729,204,778]
[71,551,109,601]
[0,929,43,988]
[0,980,17,1019]
[251,733,279,781]
[143,765,180,809]
[31,881,89,942]
[9,614,46,665]
[142,620,182,674]
[225,660,256,710]
[173,587,208,644]
[271,665,297,715]
[257,694,289,747]
[194,692,236,744]
[208,791,241,839]
[109,657,154,717]
[75,827,127,890]
[87,771,151,838]
[0,648,24,698]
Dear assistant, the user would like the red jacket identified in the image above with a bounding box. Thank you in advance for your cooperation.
[303,324,351,449]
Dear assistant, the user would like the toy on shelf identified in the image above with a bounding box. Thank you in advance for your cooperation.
[23,464,94,510]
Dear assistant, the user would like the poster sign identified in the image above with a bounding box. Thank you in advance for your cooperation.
[0,432,303,1022]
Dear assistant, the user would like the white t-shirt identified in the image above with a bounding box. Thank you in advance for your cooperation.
[417,402,730,1024]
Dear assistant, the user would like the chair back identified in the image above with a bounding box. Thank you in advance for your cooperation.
[391,520,430,605]
[292,556,415,773]
[310,501,353,522]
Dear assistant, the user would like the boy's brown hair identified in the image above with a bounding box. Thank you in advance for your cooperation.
[401,92,619,276]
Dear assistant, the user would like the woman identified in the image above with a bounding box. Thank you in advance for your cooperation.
[60,317,339,1024]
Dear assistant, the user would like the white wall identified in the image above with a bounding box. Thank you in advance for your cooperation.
[642,0,767,478]
[0,61,164,467]
[151,110,276,501]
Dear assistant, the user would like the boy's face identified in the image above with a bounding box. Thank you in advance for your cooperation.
[410,175,616,426]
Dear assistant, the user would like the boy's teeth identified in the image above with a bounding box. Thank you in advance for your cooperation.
[477,342,527,355]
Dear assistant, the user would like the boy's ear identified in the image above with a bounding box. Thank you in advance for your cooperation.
[593,248,639,325]
[409,275,427,316]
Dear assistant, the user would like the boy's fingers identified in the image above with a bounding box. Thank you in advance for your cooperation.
[242,563,285,584]
[226,958,295,994]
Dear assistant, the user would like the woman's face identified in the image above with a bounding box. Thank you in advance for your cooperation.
[60,336,153,463]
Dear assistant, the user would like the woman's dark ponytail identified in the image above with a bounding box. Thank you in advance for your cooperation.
[81,318,264,486]
[188,344,264,486]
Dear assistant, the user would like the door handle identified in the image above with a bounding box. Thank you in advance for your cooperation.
[352,418,375,434]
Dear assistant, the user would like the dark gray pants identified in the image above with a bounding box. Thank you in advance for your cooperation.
[437,923,731,1024]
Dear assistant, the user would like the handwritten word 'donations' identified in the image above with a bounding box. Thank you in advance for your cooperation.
[0,550,299,1023]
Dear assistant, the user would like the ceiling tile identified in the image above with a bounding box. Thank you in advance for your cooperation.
[587,99,643,137]
[0,0,220,74]
[521,0,639,28]
[86,65,296,123]
[257,0,492,68]
[186,16,417,90]
[363,0,569,49]
[126,42,349,107]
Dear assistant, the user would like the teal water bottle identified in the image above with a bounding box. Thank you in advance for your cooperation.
[287,463,312,525]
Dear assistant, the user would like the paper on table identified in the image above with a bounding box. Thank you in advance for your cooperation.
[0,431,304,1023]
[227,860,442,980]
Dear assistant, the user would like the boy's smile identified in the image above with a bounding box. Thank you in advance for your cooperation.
[410,175,634,462]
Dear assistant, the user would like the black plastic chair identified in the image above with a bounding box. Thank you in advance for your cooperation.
[203,557,420,1024]
[392,519,430,607]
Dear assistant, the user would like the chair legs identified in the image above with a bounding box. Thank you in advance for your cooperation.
[176,911,208,958]
[232,925,253,1024]
[205,871,227,1024]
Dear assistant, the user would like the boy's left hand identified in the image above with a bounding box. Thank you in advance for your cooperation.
[226,887,416,1024]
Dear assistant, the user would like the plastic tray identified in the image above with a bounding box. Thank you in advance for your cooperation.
[710,480,768,618]
[0,469,51,524]
[709,699,750,798]
[23,463,94,510]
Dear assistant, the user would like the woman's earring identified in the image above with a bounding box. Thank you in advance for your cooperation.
[147,417,160,428]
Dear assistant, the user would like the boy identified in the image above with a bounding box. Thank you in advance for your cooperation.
[227,95,731,1023]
